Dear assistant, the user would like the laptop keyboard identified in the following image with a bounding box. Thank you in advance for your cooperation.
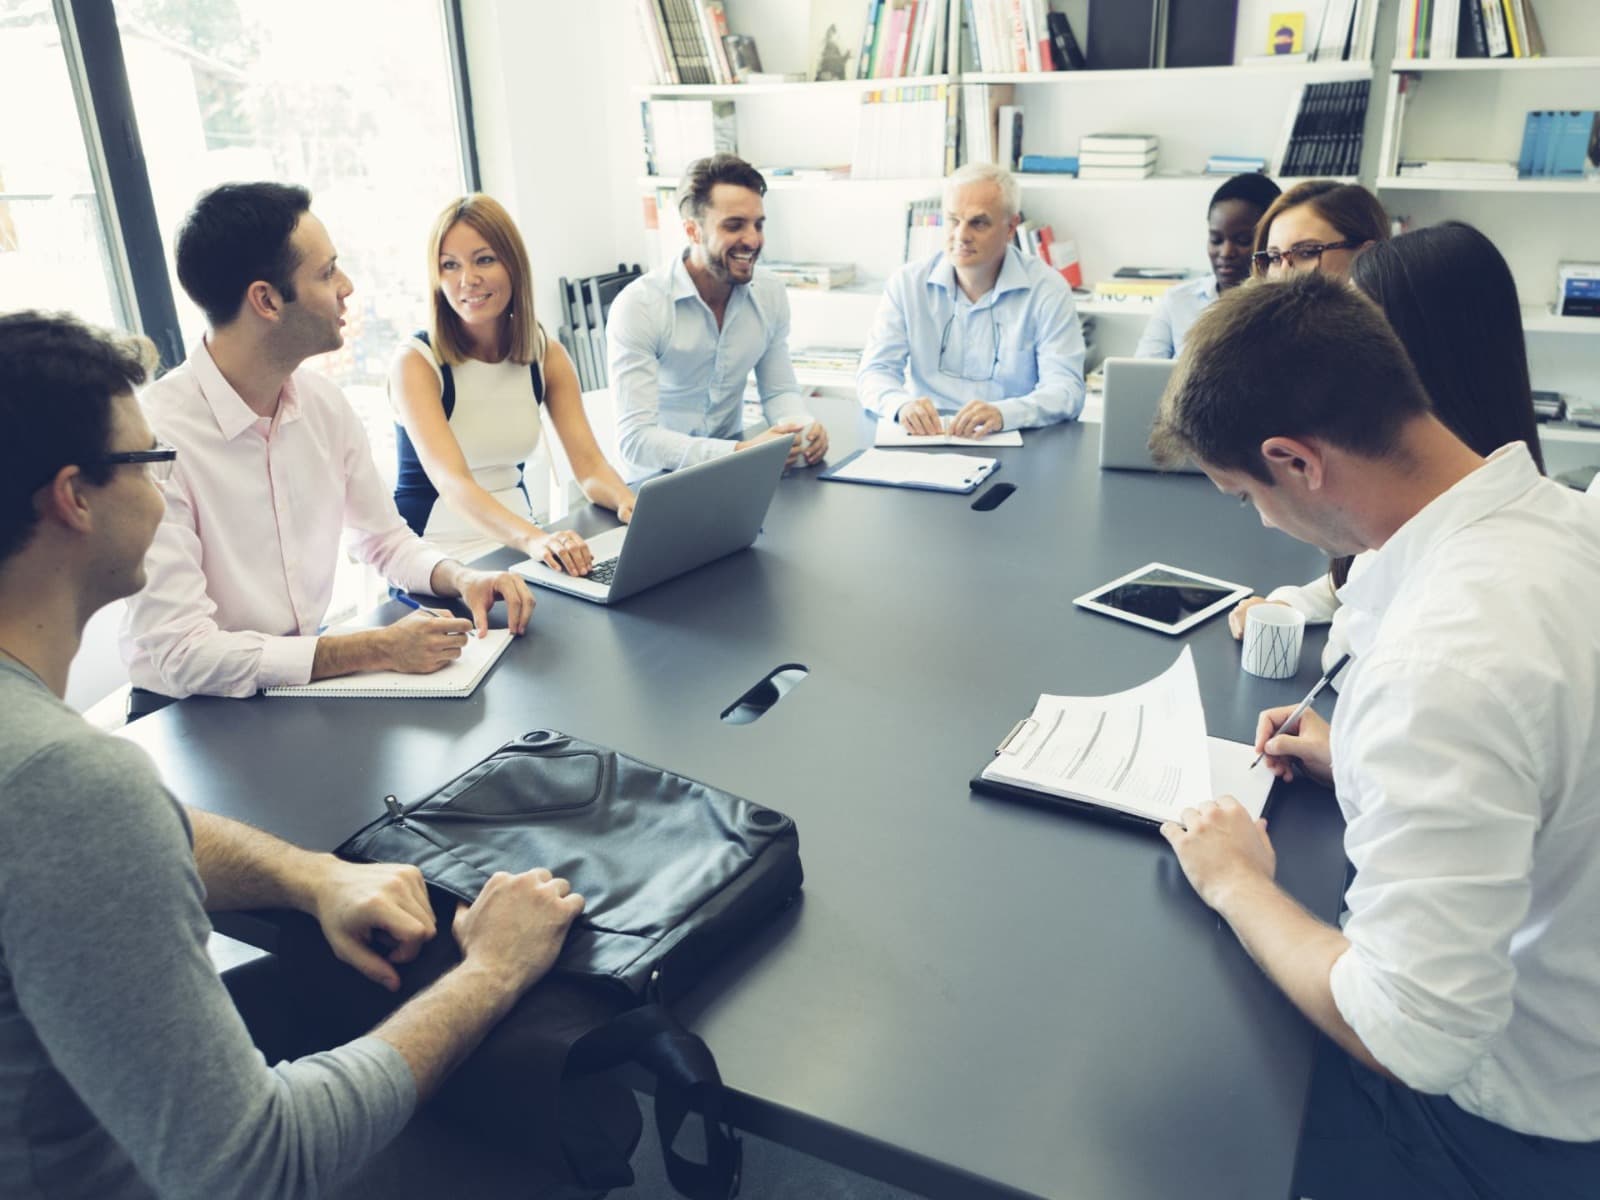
[587,557,620,585]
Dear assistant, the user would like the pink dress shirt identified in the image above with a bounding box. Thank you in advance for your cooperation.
[121,339,447,698]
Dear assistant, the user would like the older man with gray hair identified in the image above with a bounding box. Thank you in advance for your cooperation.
[857,162,1086,438]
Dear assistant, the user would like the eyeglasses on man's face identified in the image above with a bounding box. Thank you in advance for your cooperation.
[94,442,178,483]
[1251,240,1363,272]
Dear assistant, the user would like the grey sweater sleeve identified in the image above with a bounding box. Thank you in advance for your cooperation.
[0,734,416,1199]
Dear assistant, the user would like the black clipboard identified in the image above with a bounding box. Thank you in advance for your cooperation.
[818,449,999,494]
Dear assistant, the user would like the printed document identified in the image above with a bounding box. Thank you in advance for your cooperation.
[981,647,1271,822]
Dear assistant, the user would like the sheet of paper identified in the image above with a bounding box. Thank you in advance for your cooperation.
[874,416,1023,448]
[831,448,997,489]
[983,647,1215,822]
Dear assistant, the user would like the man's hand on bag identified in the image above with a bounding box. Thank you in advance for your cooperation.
[453,868,585,994]
[313,859,437,992]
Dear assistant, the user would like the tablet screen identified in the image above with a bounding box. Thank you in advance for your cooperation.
[1083,567,1242,627]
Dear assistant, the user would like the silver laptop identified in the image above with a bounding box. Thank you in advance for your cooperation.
[510,435,792,604]
[1098,357,1201,474]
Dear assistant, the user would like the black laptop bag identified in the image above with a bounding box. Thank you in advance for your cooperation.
[331,729,805,1198]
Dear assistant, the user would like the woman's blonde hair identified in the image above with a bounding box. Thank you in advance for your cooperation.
[426,194,545,366]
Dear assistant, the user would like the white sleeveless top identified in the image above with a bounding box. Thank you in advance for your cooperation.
[404,336,543,562]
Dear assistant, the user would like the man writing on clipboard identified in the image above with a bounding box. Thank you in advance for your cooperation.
[1148,271,1600,1198]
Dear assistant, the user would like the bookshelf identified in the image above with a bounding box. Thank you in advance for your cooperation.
[1371,0,1600,420]
[624,1,1597,412]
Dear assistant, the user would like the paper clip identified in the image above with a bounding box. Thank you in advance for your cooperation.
[995,718,1037,755]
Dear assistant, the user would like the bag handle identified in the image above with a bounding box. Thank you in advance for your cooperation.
[571,1003,743,1200]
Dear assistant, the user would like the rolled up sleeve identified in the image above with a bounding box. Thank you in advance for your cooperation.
[1328,658,1539,1093]
[993,287,1085,431]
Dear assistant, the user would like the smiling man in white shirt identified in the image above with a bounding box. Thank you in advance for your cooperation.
[121,183,532,708]
[1149,272,1600,1197]
[608,153,829,474]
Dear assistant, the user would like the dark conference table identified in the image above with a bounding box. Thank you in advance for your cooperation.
[123,396,1347,1200]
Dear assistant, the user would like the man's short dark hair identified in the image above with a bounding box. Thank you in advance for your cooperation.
[174,182,312,327]
[1150,273,1432,482]
[0,311,158,562]
[676,154,766,221]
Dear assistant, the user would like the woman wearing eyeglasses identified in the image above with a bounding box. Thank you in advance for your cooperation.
[1250,180,1389,279]
[1134,173,1282,360]
[1230,221,1545,678]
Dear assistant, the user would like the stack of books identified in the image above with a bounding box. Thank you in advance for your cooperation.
[640,99,737,179]
[1518,112,1600,179]
[791,346,863,375]
[852,84,957,180]
[1396,158,1518,181]
[1206,154,1267,176]
[1020,154,1078,175]
[1395,0,1545,61]
[1092,274,1188,303]
[1558,263,1600,318]
[1077,134,1158,181]
[1275,80,1370,177]
[903,198,946,262]
[760,261,856,290]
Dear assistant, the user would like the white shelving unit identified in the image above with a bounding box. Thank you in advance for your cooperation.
[638,72,954,98]
[1371,0,1600,420]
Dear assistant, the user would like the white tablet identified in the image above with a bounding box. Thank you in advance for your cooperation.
[1073,562,1252,635]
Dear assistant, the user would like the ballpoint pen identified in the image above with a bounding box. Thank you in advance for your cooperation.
[1251,652,1353,769]
[393,592,454,621]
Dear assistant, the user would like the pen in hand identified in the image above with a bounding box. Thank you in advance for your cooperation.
[1250,653,1352,769]
[394,592,472,634]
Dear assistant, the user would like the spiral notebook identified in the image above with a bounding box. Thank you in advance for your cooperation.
[263,629,514,699]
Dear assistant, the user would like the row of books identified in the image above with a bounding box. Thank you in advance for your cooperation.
[1275,80,1370,178]
[1395,0,1545,60]
[639,99,737,180]
[634,0,740,85]
[1559,263,1600,318]
[1517,111,1599,179]
[902,197,946,262]
[1305,1,1377,62]
[1011,220,1082,287]
[791,345,863,374]
[851,84,959,180]
[966,0,1081,73]
[842,0,952,80]
[556,266,643,392]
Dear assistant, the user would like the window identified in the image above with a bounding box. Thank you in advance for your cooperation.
[0,0,129,327]
[113,0,470,414]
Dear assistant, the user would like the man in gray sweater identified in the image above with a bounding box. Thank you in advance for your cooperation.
[0,310,585,1197]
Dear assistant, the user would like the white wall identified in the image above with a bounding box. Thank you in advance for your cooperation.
[462,0,646,338]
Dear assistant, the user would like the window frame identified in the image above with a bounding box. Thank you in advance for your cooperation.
[50,0,480,369]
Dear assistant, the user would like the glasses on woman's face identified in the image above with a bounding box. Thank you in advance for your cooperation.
[93,442,179,483]
[1251,240,1362,273]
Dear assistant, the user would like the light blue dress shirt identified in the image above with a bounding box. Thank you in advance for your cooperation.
[608,253,811,471]
[856,246,1086,430]
[1133,274,1218,360]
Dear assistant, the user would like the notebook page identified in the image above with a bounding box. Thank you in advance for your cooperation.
[264,628,513,697]
[832,449,998,489]
[874,417,1023,448]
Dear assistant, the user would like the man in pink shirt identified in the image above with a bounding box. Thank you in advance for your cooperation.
[122,183,532,707]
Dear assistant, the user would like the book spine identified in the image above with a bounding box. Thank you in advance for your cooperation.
[858,0,882,79]
[704,2,735,84]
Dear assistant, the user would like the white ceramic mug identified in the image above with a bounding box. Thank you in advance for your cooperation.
[1241,604,1306,680]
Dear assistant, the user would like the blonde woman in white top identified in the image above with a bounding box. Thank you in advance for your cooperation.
[391,194,634,574]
